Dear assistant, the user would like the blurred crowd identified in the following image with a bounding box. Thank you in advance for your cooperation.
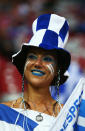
[0,0,85,103]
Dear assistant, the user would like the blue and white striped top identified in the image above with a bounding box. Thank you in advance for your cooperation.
[0,78,85,131]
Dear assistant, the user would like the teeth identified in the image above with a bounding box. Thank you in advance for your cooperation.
[31,70,45,76]
[33,71,41,73]
[32,70,45,74]
[32,71,43,75]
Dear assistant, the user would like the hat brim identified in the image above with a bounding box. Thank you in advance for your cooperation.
[12,45,71,84]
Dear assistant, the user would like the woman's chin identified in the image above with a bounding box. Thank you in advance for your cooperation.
[28,78,50,88]
[25,73,53,88]
[31,80,45,87]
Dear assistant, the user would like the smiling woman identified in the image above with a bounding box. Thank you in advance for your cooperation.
[0,13,78,131]
[24,48,57,89]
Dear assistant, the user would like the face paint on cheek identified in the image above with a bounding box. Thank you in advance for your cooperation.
[24,60,30,72]
[46,64,54,75]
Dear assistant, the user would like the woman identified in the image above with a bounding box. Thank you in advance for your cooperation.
[0,14,85,131]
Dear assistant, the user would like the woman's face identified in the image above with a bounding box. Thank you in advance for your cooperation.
[24,47,57,87]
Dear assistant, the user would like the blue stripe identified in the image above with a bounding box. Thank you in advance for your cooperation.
[78,99,85,117]
[74,124,85,131]
[73,122,85,131]
[59,20,69,42]
[36,14,51,31]
[0,104,38,131]
[39,30,58,50]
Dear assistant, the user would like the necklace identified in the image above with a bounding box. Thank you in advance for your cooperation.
[35,103,53,122]
[36,113,43,122]
[22,99,48,122]
[11,97,62,122]
[22,98,60,122]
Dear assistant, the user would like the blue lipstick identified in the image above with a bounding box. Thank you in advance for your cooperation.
[31,69,45,76]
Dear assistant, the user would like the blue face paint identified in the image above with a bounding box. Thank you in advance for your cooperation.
[27,53,38,60]
[27,53,55,63]
[25,53,56,77]
[42,56,55,63]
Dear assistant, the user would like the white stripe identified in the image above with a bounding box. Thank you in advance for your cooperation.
[77,116,85,127]
[58,32,69,48]
[46,64,54,75]
[12,42,26,58]
[28,29,46,47]
[58,36,63,48]
[48,14,65,34]
[63,31,69,47]
[32,18,38,34]
[82,84,85,100]
[82,93,85,100]
[24,61,30,71]
[0,121,24,131]
[12,50,21,59]
[64,71,69,77]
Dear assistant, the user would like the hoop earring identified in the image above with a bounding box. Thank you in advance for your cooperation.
[56,69,60,103]
[21,73,26,109]
[53,69,62,114]
[22,73,24,98]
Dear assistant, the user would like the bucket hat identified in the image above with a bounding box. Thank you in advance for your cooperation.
[12,14,71,85]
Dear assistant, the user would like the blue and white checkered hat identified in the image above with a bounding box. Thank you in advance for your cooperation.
[12,14,71,84]
[32,14,69,48]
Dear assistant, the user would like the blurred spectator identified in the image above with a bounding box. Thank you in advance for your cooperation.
[0,0,85,102]
[0,54,22,102]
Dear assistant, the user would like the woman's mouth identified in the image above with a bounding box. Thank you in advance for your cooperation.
[31,69,45,76]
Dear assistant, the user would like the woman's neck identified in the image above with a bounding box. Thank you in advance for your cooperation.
[24,84,55,105]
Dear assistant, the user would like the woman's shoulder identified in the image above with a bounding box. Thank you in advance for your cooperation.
[1,97,23,108]
[1,101,13,107]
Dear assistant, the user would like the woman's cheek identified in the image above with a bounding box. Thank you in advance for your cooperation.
[46,64,55,75]
[24,61,30,72]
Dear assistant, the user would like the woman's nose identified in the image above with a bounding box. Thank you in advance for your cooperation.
[34,57,43,68]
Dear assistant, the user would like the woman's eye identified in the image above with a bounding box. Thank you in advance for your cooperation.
[43,56,54,62]
[27,54,37,60]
